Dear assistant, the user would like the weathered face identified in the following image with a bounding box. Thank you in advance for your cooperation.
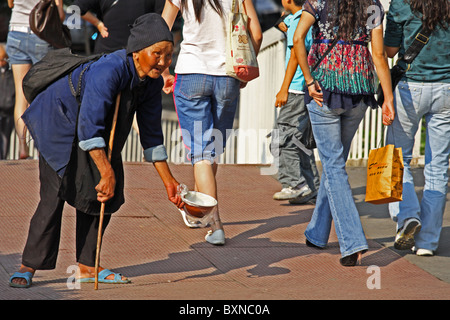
[133,41,173,79]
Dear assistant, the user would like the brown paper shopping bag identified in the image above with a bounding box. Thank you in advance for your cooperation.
[365,144,404,204]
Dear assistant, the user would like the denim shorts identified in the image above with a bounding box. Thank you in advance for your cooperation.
[6,30,50,65]
[173,73,240,164]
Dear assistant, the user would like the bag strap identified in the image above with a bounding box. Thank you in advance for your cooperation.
[311,37,339,72]
[68,61,95,104]
[67,61,98,141]
[400,26,433,70]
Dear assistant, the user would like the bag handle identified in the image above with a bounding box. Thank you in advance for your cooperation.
[232,0,245,14]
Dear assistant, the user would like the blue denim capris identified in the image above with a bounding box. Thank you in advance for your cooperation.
[173,73,240,164]
[6,30,50,65]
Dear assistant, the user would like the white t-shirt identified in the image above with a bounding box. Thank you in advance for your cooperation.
[171,0,242,75]
[10,0,41,28]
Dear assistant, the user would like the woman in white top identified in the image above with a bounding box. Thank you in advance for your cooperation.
[6,0,64,159]
[162,0,262,245]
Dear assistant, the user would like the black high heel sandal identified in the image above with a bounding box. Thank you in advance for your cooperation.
[306,239,324,249]
[340,251,364,267]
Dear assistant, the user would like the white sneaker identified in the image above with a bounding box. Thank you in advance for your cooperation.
[415,248,434,256]
[273,185,311,200]
[205,229,225,245]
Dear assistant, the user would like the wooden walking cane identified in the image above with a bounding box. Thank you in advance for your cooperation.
[94,92,121,290]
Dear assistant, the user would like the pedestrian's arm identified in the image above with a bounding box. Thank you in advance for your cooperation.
[81,11,109,38]
[371,25,395,126]
[385,46,400,59]
[243,0,263,56]
[7,0,13,8]
[161,0,179,93]
[161,0,180,30]
[55,0,65,22]
[89,148,116,203]
[275,48,297,108]
[293,12,323,105]
[383,0,403,59]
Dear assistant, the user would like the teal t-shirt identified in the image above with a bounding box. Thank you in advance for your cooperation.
[284,10,313,92]
[384,0,450,83]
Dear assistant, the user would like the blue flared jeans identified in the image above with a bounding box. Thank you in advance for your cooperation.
[304,100,369,258]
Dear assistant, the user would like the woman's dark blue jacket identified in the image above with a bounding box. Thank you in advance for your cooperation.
[22,49,167,177]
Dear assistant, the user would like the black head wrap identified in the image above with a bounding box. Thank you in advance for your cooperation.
[126,13,173,54]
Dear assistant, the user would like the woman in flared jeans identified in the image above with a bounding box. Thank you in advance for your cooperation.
[304,101,369,258]
[293,0,395,266]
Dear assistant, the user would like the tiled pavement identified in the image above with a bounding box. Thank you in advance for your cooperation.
[0,161,449,302]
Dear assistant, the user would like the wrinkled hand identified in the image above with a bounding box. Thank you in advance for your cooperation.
[165,180,184,209]
[382,99,395,126]
[95,172,115,203]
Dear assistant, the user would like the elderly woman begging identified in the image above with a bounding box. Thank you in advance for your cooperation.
[9,13,182,288]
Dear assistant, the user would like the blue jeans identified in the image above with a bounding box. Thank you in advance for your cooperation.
[173,74,240,164]
[386,80,450,251]
[6,30,50,65]
[304,100,369,257]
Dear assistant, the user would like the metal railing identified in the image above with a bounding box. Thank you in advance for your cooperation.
[5,21,424,166]
[5,109,238,164]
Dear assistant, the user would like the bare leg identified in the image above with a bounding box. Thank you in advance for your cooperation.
[11,64,32,159]
[194,160,223,231]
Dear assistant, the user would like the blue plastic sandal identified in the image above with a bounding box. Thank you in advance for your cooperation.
[77,269,131,284]
[9,271,33,288]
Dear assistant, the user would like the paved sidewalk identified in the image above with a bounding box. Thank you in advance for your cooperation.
[0,161,449,301]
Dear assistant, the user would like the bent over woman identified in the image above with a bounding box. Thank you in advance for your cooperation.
[9,14,183,288]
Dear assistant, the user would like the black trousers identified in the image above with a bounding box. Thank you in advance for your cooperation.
[22,155,111,270]
[0,113,14,160]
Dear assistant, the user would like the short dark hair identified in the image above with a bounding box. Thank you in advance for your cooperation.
[293,0,305,7]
